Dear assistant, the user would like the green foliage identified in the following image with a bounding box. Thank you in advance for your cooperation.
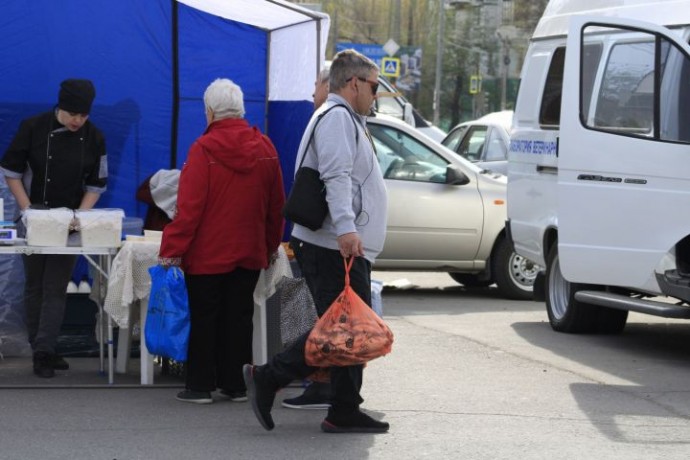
[312,0,545,124]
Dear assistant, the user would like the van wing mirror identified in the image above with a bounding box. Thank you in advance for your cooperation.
[446,165,470,185]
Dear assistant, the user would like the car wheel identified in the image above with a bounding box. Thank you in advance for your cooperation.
[492,236,538,300]
[448,273,492,288]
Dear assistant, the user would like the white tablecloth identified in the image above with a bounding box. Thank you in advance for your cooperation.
[102,240,292,382]
[104,240,160,328]
[104,241,292,328]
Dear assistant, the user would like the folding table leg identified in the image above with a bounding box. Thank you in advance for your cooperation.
[107,314,114,384]
[252,300,268,365]
[139,296,154,385]
[98,303,105,374]
[116,327,132,373]
[115,300,133,373]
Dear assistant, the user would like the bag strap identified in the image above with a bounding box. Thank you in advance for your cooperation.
[296,103,359,170]
[343,257,355,287]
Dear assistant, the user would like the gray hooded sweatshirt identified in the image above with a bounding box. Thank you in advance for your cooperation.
[291,94,388,263]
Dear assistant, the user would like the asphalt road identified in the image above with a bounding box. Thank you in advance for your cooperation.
[1,271,689,459]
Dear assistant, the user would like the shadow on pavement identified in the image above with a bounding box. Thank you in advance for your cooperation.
[382,285,544,316]
[512,320,690,443]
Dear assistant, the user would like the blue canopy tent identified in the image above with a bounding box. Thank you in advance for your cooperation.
[0,0,329,357]
[0,0,329,218]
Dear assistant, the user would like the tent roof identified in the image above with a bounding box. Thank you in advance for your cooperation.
[178,0,328,31]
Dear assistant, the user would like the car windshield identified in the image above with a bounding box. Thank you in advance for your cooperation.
[441,125,469,152]
[368,123,448,183]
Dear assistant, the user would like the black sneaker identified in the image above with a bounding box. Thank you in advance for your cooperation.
[321,410,390,434]
[33,352,55,378]
[282,382,330,410]
[243,364,277,431]
[176,390,213,404]
[218,390,248,402]
[52,355,69,370]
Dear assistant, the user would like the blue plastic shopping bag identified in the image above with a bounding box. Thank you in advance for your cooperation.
[144,265,190,362]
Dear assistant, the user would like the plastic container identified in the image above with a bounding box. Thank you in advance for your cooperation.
[76,209,125,247]
[121,217,144,239]
[23,208,73,246]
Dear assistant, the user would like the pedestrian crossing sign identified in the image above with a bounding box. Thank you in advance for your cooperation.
[469,75,482,94]
[381,57,400,77]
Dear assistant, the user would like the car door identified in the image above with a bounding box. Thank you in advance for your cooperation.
[368,121,484,267]
[558,16,690,288]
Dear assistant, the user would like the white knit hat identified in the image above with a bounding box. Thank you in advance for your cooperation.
[149,169,180,220]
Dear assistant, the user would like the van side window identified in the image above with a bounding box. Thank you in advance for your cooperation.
[660,40,690,143]
[539,45,602,128]
[585,27,690,144]
[591,37,655,136]
[539,47,565,127]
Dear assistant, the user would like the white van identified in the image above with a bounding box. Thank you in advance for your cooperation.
[508,0,690,333]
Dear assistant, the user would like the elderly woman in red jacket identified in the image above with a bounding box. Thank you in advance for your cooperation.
[159,78,285,404]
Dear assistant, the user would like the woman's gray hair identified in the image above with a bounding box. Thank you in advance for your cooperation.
[204,78,245,120]
[329,49,378,92]
[317,67,330,84]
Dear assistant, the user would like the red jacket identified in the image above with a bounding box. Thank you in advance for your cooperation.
[160,118,285,274]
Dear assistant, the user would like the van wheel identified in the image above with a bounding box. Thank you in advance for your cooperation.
[448,273,492,288]
[492,237,537,300]
[545,243,599,333]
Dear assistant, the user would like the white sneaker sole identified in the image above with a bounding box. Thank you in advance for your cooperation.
[176,396,213,404]
[281,401,330,410]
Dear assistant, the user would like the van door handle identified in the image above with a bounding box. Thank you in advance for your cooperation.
[537,165,558,174]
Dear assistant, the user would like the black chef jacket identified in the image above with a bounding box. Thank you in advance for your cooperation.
[1,110,107,209]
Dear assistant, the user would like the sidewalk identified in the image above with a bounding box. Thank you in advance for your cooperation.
[0,315,419,460]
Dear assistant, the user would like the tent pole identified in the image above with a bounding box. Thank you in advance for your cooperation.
[316,15,323,76]
[265,31,271,134]
[170,0,180,169]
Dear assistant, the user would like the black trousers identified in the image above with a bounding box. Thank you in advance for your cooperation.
[184,268,260,392]
[24,254,78,354]
[266,237,372,414]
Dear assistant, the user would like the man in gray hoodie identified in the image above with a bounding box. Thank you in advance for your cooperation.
[244,49,389,434]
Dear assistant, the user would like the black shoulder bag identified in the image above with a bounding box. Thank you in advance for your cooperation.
[282,104,358,231]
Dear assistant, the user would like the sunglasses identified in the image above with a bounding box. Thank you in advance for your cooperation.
[348,76,379,95]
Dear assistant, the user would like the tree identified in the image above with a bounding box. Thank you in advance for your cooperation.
[297,0,549,126]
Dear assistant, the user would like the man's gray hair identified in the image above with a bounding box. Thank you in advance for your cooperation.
[204,78,245,120]
[329,49,378,92]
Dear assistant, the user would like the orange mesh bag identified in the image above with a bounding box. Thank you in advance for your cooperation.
[305,258,394,367]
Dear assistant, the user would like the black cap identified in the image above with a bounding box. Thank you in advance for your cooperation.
[58,79,96,114]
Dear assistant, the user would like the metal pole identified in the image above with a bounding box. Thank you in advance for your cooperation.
[500,39,508,111]
[433,0,444,126]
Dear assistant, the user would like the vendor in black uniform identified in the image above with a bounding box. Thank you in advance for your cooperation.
[0,79,107,378]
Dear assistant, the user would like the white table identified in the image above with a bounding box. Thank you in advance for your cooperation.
[0,242,119,383]
[104,240,292,385]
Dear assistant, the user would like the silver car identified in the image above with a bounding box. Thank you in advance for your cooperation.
[368,113,536,300]
[441,110,512,175]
